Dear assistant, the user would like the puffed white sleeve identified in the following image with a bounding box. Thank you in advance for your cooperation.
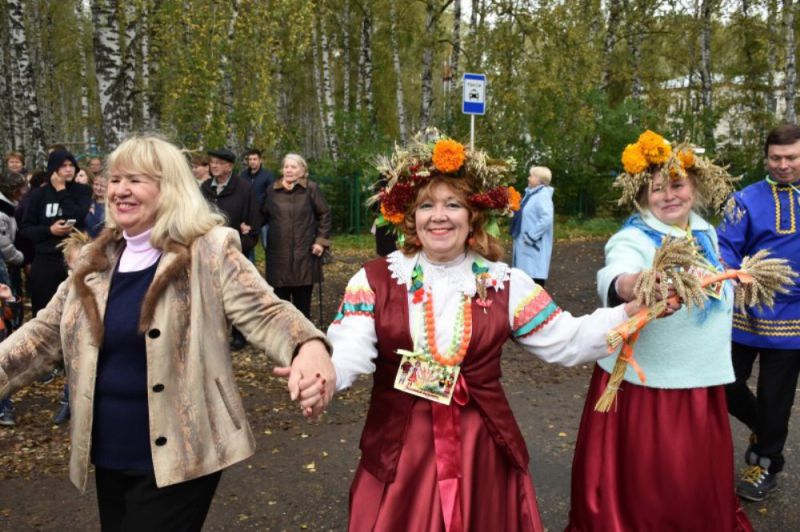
[327,267,379,391]
[509,268,626,366]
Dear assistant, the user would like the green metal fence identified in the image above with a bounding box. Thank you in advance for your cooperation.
[313,172,371,233]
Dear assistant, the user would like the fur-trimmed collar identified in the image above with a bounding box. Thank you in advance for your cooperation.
[71,228,192,345]
[274,176,308,190]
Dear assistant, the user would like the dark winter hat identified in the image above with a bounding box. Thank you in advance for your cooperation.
[207,148,236,164]
[46,149,80,177]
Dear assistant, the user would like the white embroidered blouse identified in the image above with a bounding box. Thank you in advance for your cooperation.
[329,250,627,391]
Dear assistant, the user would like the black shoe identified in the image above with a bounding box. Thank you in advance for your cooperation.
[737,464,778,502]
[0,405,16,427]
[53,402,70,425]
[230,335,247,352]
[37,369,56,385]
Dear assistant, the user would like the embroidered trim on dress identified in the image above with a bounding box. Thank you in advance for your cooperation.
[733,313,800,337]
[771,184,797,235]
[332,285,375,324]
[512,285,562,338]
[385,250,510,297]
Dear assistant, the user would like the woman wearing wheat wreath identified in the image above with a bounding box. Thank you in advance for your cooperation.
[566,131,752,531]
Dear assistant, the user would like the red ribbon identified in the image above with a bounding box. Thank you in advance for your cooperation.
[431,376,470,532]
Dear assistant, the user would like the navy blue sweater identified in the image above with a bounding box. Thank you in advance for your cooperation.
[91,260,159,471]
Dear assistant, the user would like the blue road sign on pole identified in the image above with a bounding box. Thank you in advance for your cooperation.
[462,73,486,115]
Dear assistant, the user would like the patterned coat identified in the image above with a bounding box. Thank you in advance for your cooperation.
[0,226,328,492]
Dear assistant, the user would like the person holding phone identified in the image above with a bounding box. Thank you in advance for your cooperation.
[20,149,92,316]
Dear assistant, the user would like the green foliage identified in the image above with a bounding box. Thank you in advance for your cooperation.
[4,0,797,226]
[327,214,623,254]
[554,216,621,241]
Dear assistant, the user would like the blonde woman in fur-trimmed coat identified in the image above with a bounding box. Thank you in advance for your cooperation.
[0,135,335,530]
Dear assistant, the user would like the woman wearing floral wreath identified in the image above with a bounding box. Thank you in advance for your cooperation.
[322,130,646,531]
[566,131,752,531]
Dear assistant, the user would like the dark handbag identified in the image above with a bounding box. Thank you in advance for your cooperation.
[321,247,333,265]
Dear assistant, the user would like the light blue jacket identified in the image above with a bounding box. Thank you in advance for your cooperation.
[596,211,735,388]
[512,185,554,280]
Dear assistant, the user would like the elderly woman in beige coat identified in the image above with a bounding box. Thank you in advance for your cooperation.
[0,134,335,530]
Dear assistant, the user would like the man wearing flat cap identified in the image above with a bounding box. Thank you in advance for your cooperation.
[201,148,262,350]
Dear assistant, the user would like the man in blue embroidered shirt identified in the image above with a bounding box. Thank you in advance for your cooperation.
[717,123,800,502]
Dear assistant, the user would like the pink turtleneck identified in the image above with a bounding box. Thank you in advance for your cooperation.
[119,228,162,272]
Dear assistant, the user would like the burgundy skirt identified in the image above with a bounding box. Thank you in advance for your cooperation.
[348,400,543,532]
[566,365,753,532]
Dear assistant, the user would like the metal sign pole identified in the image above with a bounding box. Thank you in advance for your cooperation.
[470,115,475,151]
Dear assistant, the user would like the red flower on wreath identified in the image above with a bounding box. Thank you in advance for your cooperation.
[380,182,417,224]
[469,186,509,210]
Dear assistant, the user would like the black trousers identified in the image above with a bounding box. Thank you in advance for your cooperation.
[95,467,222,531]
[725,342,800,473]
[29,253,68,316]
[274,285,313,319]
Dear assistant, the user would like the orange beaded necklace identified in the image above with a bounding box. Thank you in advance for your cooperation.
[423,290,473,366]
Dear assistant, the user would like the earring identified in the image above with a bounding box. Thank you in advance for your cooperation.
[467,233,476,247]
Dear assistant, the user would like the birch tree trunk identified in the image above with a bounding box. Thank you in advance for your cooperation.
[358,5,375,132]
[92,0,130,149]
[75,2,91,146]
[222,0,240,147]
[447,0,461,124]
[311,22,331,159]
[700,0,715,146]
[1,9,19,152]
[623,0,644,104]
[320,14,340,160]
[342,0,352,113]
[389,1,408,141]
[6,0,46,162]
[420,0,437,128]
[767,0,780,114]
[140,2,154,128]
[601,0,623,88]
[784,0,797,122]
[468,0,484,69]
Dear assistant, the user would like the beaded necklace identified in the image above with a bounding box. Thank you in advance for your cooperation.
[409,257,492,367]
[423,290,472,366]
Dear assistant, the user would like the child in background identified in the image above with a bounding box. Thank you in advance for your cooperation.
[52,231,92,426]
[0,279,16,425]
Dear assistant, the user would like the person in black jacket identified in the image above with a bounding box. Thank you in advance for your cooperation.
[201,149,261,254]
[21,149,92,315]
[239,149,275,262]
[201,148,261,350]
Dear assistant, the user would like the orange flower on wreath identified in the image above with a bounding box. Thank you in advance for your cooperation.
[432,139,466,173]
[677,149,696,170]
[637,130,672,165]
[380,202,404,225]
[622,143,648,174]
[508,186,522,211]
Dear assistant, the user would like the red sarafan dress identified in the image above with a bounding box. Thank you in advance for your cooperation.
[348,257,542,532]
[566,367,753,532]
[329,251,630,532]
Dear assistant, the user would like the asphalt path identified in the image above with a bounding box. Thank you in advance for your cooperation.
[0,240,797,530]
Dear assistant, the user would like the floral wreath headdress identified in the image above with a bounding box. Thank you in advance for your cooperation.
[372,128,521,236]
[615,130,738,213]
